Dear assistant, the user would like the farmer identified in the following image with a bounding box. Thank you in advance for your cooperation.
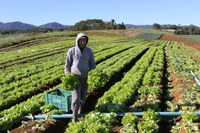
[65,32,96,123]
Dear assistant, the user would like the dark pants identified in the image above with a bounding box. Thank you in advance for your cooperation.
[71,78,88,122]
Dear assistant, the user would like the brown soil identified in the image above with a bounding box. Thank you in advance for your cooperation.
[11,119,69,133]
[190,43,200,51]
[176,119,186,133]
[111,125,123,133]
[170,73,186,105]
[169,61,194,105]
[171,75,195,105]
[167,47,200,133]
[160,34,200,52]
[159,34,194,45]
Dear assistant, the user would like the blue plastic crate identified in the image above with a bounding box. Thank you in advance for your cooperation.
[45,88,72,112]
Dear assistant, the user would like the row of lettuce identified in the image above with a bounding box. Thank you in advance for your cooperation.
[0,41,147,111]
[0,31,130,64]
[165,42,200,132]
[1,39,199,132]
[65,41,200,132]
[0,31,78,50]
[0,38,142,84]
[0,40,151,131]
[65,42,167,133]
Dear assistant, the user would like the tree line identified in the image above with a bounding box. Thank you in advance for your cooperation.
[153,23,200,35]
[70,19,126,30]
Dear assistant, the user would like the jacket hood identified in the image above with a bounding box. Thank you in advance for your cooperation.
[76,33,88,46]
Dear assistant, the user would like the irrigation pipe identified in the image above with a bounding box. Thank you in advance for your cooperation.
[22,112,200,120]
[190,70,200,87]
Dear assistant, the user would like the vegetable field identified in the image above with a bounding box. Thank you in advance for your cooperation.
[0,30,200,133]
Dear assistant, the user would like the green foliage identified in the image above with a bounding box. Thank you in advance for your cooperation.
[182,112,198,122]
[152,23,200,35]
[153,23,161,29]
[174,25,200,35]
[121,113,139,126]
[66,121,85,133]
[171,112,199,133]
[66,121,110,133]
[138,120,159,133]
[40,104,55,113]
[84,111,117,126]
[118,22,126,29]
[66,111,117,133]
[85,123,110,133]
[142,109,159,122]
[120,123,137,133]
[96,102,126,113]
[61,73,80,91]
[137,109,159,133]
[138,86,162,96]
[47,109,64,115]
[88,69,109,90]
[71,19,126,31]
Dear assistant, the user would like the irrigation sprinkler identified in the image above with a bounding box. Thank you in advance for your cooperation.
[189,70,200,87]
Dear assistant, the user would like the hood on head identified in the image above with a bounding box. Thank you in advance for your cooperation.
[76,33,88,46]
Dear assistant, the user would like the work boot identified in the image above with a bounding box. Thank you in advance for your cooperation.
[78,106,82,115]
[73,110,78,123]
[78,100,83,115]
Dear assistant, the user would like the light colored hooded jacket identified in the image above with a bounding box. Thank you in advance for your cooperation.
[65,33,96,78]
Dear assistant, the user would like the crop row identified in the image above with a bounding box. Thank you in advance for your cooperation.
[96,47,157,110]
[88,45,148,91]
[0,42,72,67]
[165,42,200,132]
[66,42,168,132]
[0,41,139,85]
[130,45,165,112]
[0,42,137,95]
[0,31,78,49]
[0,42,142,111]
[0,44,150,132]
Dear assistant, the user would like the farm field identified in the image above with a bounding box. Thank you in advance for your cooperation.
[183,35,200,43]
[0,29,200,133]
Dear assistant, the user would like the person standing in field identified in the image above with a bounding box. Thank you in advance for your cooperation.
[65,32,96,123]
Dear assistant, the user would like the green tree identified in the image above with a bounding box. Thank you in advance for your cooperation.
[153,23,161,29]
[118,22,126,29]
[71,19,125,30]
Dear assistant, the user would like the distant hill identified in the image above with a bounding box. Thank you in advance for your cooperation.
[38,22,71,29]
[0,21,72,30]
[126,24,152,29]
[0,21,36,30]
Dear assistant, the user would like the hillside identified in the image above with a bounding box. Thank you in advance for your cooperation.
[0,21,72,30]
[38,22,71,29]
[0,21,36,30]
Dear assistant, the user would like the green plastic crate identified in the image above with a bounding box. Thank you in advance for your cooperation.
[45,88,72,112]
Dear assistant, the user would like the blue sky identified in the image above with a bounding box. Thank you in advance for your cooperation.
[1,0,200,26]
